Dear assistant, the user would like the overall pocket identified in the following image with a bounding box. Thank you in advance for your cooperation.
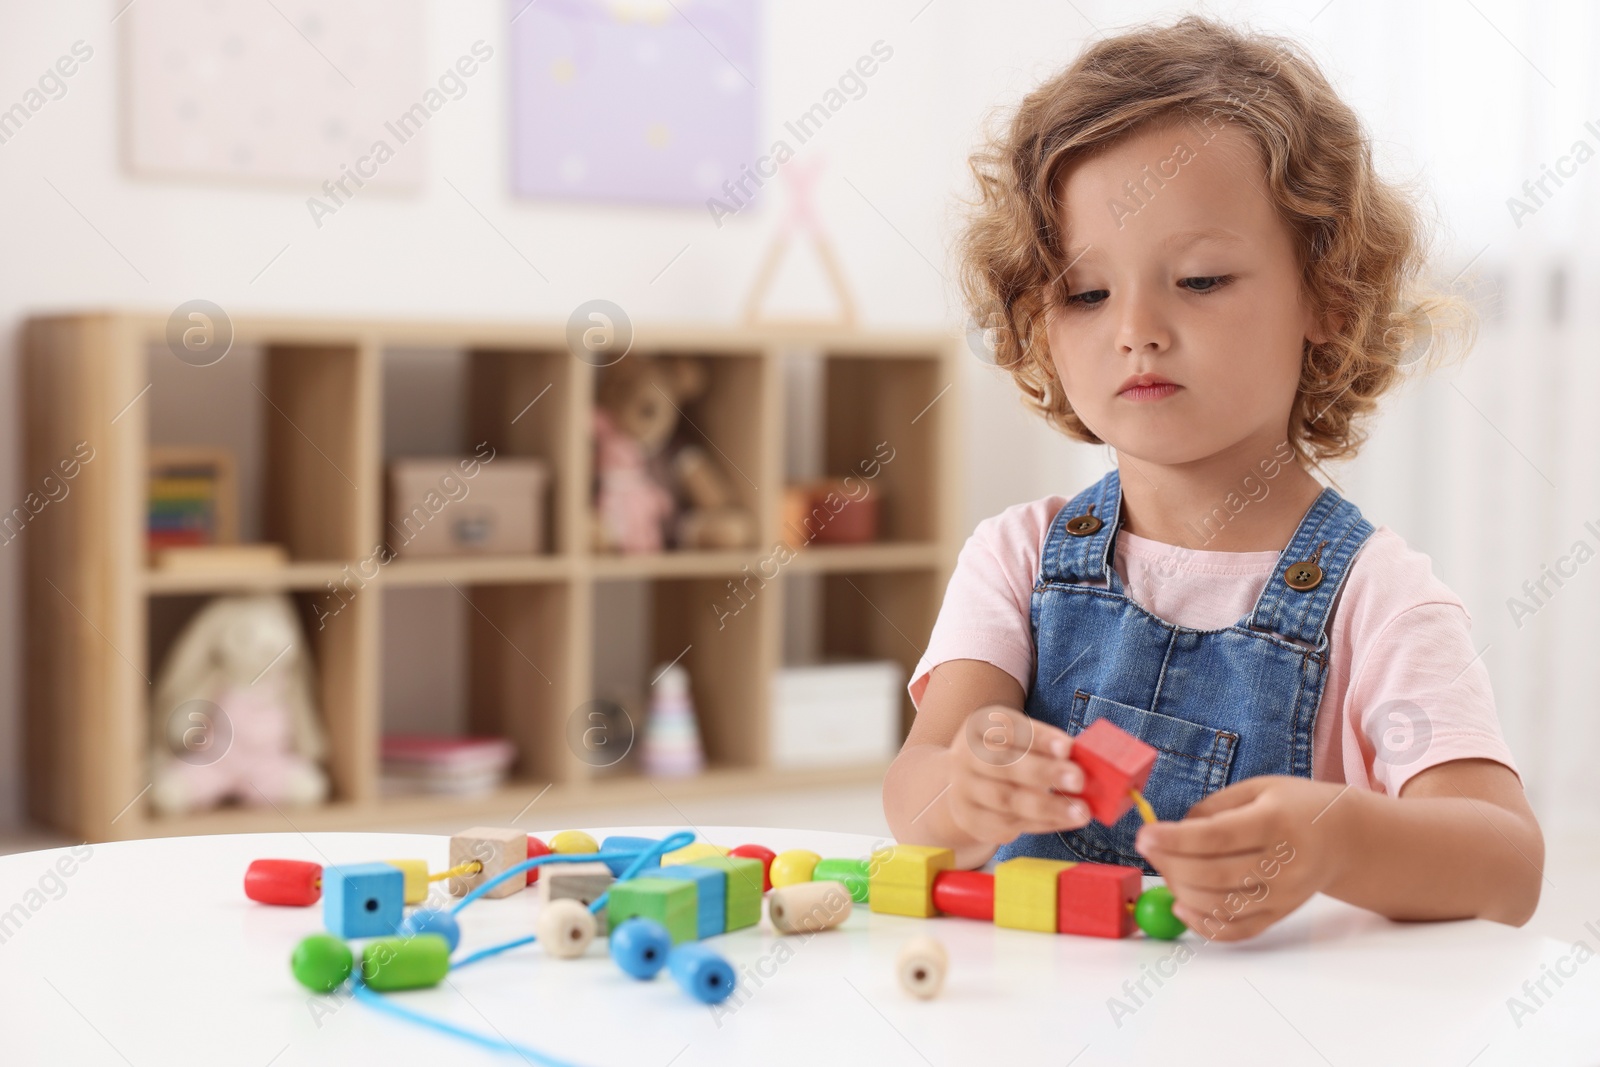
[1060,691,1240,868]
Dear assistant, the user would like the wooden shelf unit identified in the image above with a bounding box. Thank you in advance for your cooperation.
[22,312,962,841]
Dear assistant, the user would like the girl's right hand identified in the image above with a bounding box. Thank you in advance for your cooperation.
[943,705,1093,846]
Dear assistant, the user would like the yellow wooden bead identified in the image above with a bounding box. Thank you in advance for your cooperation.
[549,830,599,854]
[994,857,1075,933]
[769,849,821,889]
[384,859,430,905]
[661,842,728,866]
[868,845,955,918]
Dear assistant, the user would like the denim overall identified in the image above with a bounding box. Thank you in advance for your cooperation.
[993,468,1376,873]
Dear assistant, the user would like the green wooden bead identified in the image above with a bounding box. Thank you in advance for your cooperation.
[291,933,353,993]
[360,934,452,991]
[812,858,870,904]
[1134,886,1186,940]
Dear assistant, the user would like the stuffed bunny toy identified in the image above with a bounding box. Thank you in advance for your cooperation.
[149,593,329,816]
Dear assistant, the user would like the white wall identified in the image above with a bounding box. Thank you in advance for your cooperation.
[1,0,1591,830]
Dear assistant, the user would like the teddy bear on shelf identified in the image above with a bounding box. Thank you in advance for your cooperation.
[591,354,755,553]
[149,593,329,816]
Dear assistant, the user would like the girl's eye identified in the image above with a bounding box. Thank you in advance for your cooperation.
[1062,275,1233,309]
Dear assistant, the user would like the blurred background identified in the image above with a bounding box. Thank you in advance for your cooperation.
[1,0,1597,932]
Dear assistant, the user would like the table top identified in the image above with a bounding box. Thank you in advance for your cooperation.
[1,825,1595,1066]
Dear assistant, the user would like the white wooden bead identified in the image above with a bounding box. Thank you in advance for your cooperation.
[537,898,597,959]
[767,880,853,935]
[896,934,948,999]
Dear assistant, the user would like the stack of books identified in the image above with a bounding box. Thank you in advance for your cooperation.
[380,735,516,797]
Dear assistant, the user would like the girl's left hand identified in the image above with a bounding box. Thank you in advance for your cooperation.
[1133,775,1350,941]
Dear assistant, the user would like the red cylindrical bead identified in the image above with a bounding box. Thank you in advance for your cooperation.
[245,859,322,906]
[729,844,776,892]
[932,869,994,921]
[526,835,552,885]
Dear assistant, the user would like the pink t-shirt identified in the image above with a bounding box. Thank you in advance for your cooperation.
[909,497,1519,795]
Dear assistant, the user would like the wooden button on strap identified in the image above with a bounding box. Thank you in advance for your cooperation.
[1065,504,1103,537]
[1283,539,1330,591]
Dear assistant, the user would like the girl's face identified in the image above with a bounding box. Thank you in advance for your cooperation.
[1044,120,1325,466]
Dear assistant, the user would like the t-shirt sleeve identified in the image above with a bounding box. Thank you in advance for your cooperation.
[1341,565,1520,795]
[907,498,1060,710]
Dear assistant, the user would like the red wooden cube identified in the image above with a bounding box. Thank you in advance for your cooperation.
[1058,862,1143,939]
[1071,719,1157,825]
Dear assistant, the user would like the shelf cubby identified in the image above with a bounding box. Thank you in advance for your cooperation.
[24,314,959,841]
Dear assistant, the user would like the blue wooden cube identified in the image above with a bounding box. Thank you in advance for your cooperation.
[600,836,662,877]
[654,863,725,939]
[323,862,403,939]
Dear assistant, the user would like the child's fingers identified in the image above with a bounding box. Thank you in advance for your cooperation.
[1137,803,1271,858]
[970,746,1085,795]
[962,776,1089,832]
[962,705,1076,764]
[1140,850,1263,893]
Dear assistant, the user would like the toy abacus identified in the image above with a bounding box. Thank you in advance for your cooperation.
[246,719,1184,1062]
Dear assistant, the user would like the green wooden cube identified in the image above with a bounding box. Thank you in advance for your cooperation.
[689,855,763,931]
[605,877,698,945]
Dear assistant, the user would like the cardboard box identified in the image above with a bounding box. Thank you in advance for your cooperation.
[771,660,903,768]
[388,457,548,557]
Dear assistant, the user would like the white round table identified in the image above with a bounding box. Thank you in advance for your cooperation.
[0,825,1594,1065]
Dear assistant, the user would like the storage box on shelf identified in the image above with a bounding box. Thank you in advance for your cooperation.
[22,314,960,840]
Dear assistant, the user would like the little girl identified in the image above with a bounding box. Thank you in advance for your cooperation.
[883,16,1542,940]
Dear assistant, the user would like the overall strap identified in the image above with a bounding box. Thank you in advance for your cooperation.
[1039,469,1123,584]
[1246,486,1376,646]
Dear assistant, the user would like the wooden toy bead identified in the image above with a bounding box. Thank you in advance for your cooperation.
[1134,886,1187,940]
[549,829,599,854]
[995,857,1074,933]
[896,934,948,1000]
[245,859,322,906]
[610,917,672,979]
[607,877,698,945]
[290,933,352,993]
[323,862,404,939]
[931,870,994,922]
[600,835,663,876]
[537,897,598,958]
[1058,863,1142,939]
[360,934,451,991]
[868,845,954,918]
[668,943,736,1004]
[728,844,776,891]
[384,859,430,905]
[769,849,821,889]
[525,835,552,885]
[661,842,727,866]
[812,858,870,903]
[767,880,853,935]
[448,827,528,900]
[400,908,462,953]
[687,855,763,931]
[653,863,726,939]
[1071,719,1158,826]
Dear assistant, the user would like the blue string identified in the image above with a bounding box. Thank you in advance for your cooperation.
[349,830,701,1061]
[350,969,586,1066]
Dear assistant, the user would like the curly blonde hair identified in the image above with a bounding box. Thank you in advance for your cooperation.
[960,15,1472,466]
